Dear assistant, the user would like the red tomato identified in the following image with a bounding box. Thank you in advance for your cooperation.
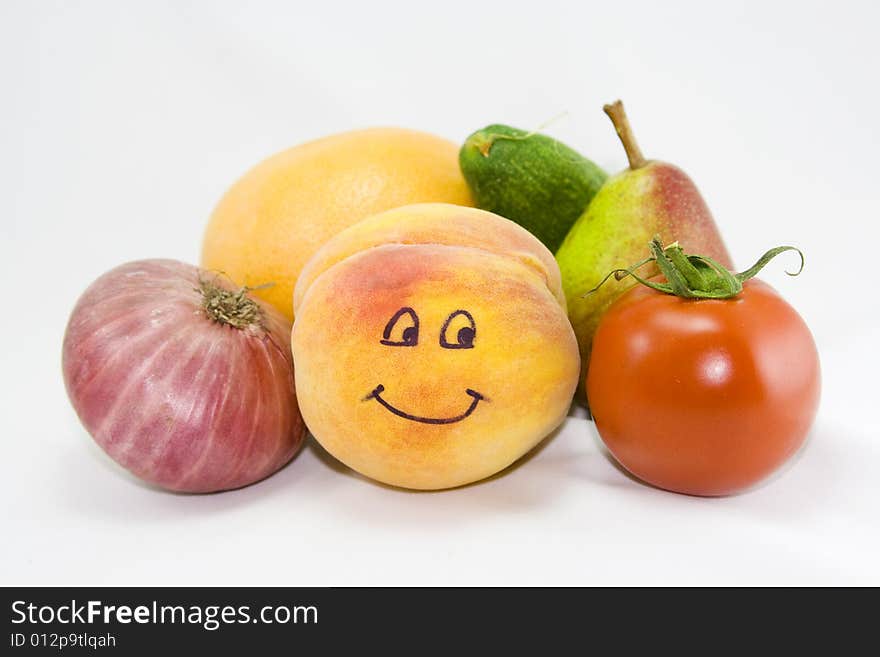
[586,279,820,496]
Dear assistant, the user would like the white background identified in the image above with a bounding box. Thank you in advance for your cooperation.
[2,0,878,585]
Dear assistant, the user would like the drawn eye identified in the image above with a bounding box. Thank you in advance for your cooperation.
[440,310,476,349]
[381,307,419,347]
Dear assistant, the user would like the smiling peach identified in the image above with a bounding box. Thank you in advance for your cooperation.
[292,204,580,490]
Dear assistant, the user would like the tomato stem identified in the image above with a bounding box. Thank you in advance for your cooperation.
[586,238,804,300]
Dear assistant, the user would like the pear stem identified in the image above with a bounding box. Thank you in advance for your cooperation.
[603,100,647,170]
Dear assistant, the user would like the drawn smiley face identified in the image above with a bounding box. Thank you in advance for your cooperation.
[364,307,484,424]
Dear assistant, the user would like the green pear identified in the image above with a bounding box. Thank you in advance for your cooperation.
[556,100,733,386]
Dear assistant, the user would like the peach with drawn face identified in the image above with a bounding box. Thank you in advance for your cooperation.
[292,204,580,489]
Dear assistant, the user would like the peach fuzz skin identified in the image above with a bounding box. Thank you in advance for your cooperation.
[294,203,565,310]
[292,204,580,490]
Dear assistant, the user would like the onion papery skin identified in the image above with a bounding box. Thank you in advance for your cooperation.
[62,259,306,493]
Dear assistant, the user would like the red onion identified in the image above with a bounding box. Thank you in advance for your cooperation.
[62,259,306,493]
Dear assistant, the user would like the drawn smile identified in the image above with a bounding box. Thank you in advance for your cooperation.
[363,384,485,425]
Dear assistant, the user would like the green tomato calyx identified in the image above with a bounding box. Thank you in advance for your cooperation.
[587,237,804,300]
